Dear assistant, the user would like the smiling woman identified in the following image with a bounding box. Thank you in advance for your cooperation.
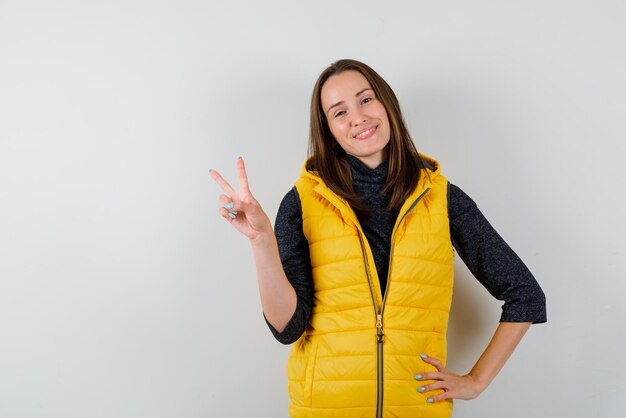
[209,59,546,418]
[320,71,391,168]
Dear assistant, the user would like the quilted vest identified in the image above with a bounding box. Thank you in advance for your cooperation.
[286,153,455,418]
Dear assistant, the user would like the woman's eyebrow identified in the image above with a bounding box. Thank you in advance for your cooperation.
[326,88,373,115]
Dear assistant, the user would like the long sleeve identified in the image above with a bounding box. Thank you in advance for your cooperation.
[448,182,547,323]
[264,187,314,344]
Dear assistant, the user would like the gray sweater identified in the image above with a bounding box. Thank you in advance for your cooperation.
[266,155,546,344]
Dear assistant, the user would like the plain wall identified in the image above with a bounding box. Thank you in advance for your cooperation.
[1,1,625,417]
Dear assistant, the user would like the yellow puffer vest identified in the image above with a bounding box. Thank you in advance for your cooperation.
[286,154,454,418]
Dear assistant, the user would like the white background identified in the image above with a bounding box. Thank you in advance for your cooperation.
[1,1,625,417]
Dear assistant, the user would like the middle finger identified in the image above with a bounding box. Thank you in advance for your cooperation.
[415,371,445,381]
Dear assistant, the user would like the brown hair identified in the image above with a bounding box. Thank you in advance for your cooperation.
[307,59,428,218]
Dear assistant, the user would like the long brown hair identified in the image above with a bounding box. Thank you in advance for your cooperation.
[307,59,428,218]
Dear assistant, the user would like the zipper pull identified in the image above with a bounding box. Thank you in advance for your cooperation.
[376,314,384,343]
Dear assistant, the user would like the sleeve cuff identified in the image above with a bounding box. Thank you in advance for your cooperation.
[263,299,306,345]
[500,303,547,324]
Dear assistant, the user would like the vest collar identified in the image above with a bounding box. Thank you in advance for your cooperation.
[299,153,441,229]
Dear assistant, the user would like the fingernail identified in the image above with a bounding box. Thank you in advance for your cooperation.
[228,213,237,219]
[426,398,433,403]
[209,169,213,173]
[414,374,422,380]
[237,156,242,160]
[420,353,428,359]
[224,203,234,210]
[229,210,238,215]
[417,387,425,393]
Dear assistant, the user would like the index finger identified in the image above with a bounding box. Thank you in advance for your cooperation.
[236,157,250,192]
[209,168,236,196]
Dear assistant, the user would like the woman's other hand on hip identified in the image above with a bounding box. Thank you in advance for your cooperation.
[414,353,485,403]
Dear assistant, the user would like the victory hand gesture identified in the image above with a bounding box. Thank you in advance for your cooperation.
[209,157,272,241]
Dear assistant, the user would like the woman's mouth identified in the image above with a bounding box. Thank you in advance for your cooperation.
[354,126,377,140]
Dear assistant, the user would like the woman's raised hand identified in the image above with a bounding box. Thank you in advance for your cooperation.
[209,157,272,241]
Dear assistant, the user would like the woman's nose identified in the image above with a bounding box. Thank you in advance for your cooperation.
[351,110,366,126]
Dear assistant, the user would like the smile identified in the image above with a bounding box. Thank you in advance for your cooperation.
[354,125,378,140]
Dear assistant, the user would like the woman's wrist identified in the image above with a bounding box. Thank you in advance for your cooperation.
[250,228,276,246]
[466,371,490,396]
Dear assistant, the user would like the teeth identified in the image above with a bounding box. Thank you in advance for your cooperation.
[356,127,375,138]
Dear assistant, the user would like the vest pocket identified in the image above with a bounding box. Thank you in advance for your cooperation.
[303,339,319,407]
[287,338,319,408]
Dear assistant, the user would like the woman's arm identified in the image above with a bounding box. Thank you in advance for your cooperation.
[422,182,546,402]
[466,321,531,391]
[448,183,547,324]
[265,188,314,343]
[250,230,298,332]
[209,157,297,332]
[415,321,531,402]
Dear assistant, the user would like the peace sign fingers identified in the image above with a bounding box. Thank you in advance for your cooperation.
[209,157,272,241]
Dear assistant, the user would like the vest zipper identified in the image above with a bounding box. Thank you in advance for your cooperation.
[332,184,431,418]
[376,313,384,418]
[371,187,431,418]
[356,231,383,417]
[380,187,431,318]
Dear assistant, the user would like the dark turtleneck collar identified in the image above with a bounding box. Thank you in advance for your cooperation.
[344,154,389,185]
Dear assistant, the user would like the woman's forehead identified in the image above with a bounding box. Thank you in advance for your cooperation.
[321,71,373,109]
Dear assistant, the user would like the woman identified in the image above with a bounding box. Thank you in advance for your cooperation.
[210,59,546,418]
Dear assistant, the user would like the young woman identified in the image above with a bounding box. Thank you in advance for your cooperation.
[210,59,546,418]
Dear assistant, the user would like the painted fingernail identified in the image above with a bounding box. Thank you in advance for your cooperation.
[237,156,242,160]
[414,374,422,380]
[209,169,213,173]
[417,387,426,392]
[420,353,428,359]
[229,210,238,215]
[228,213,237,219]
[426,398,433,403]
[224,203,234,210]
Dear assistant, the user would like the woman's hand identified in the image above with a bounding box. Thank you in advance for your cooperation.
[414,354,485,403]
[209,157,272,241]
[210,157,297,331]
[415,323,531,403]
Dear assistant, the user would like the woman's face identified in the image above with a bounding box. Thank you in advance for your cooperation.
[320,70,391,169]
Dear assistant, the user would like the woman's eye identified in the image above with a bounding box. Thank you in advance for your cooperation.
[334,110,346,118]
[361,97,372,104]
